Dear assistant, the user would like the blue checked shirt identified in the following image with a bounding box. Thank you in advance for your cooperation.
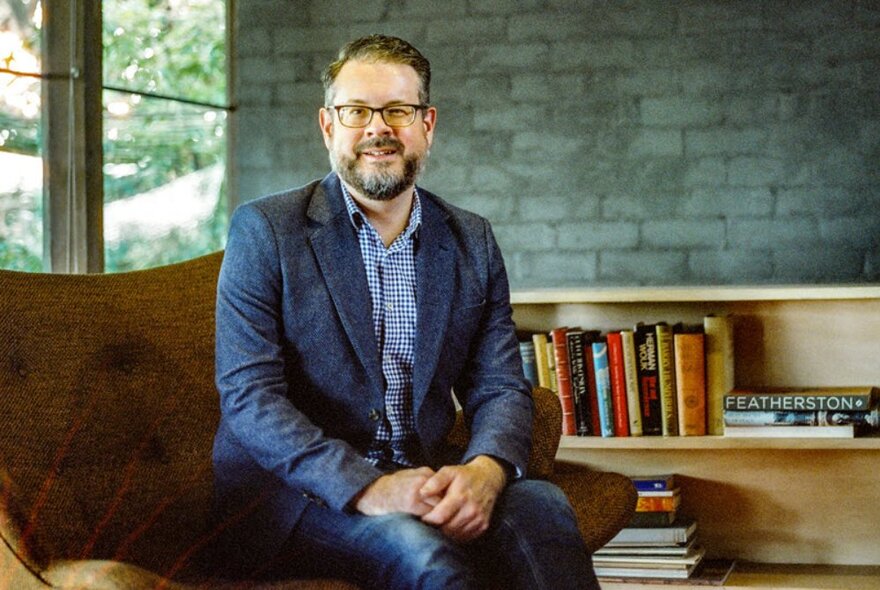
[341,184,422,467]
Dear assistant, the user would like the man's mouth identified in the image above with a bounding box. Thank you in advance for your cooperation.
[361,148,398,158]
[357,139,404,160]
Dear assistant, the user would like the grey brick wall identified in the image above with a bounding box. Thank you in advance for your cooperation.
[233,0,880,287]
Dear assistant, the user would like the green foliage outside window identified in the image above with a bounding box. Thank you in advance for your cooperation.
[102,0,228,272]
[0,0,228,273]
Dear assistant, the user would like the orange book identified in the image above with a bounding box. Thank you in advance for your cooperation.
[635,494,681,512]
[674,332,707,436]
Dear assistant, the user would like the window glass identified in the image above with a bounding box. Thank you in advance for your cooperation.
[103,89,226,272]
[0,0,43,271]
[103,0,225,104]
[102,0,227,272]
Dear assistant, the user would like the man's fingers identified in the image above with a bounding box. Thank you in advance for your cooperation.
[355,467,438,516]
[419,468,453,498]
[420,492,462,527]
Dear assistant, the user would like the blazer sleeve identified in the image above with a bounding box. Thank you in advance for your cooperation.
[454,219,534,477]
[215,203,382,511]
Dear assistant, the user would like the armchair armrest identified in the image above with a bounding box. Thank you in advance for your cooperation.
[0,467,49,588]
[528,387,638,552]
[550,462,638,553]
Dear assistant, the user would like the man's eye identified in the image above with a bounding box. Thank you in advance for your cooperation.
[385,108,408,117]
[345,107,368,117]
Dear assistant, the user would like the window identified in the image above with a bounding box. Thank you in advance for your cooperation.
[0,0,42,271]
[102,0,228,272]
[0,0,230,273]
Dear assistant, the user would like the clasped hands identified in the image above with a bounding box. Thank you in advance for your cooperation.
[353,455,508,543]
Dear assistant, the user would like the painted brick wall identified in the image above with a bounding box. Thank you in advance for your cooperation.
[233,0,880,287]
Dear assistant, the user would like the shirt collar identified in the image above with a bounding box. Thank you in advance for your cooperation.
[340,181,422,241]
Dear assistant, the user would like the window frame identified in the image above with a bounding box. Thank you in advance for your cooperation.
[37,0,235,273]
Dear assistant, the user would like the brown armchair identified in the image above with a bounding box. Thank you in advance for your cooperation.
[0,252,635,589]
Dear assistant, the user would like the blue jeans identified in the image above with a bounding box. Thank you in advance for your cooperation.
[269,479,600,590]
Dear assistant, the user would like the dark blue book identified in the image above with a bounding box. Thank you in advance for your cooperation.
[631,474,676,491]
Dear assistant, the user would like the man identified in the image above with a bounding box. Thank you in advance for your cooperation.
[212,34,599,589]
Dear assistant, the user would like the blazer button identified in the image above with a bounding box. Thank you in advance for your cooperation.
[368,409,381,421]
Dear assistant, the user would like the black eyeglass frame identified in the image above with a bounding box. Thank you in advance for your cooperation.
[327,104,429,128]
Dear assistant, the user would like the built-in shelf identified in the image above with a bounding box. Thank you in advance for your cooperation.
[512,284,880,579]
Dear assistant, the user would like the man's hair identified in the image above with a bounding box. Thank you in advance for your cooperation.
[321,35,431,106]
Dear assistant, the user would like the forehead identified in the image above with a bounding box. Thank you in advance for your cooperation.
[331,59,422,104]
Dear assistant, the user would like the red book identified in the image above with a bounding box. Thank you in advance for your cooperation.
[606,331,630,437]
[550,327,577,435]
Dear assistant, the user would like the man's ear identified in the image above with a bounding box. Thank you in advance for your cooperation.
[422,106,437,146]
[319,108,334,149]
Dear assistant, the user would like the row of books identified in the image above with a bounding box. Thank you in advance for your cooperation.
[596,474,735,583]
[722,386,880,438]
[519,315,735,437]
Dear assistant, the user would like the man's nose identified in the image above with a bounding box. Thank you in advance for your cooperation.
[364,111,393,136]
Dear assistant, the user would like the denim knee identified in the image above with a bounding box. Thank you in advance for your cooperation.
[364,514,476,590]
[484,479,597,590]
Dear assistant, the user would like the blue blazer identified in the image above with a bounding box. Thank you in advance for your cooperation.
[211,173,533,572]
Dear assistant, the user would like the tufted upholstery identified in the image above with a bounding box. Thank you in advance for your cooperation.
[0,252,635,589]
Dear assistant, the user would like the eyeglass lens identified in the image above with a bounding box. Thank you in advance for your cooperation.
[337,105,418,127]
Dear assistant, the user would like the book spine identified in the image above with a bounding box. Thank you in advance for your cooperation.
[634,324,662,435]
[620,329,643,436]
[626,511,676,527]
[609,523,692,545]
[520,341,538,388]
[674,332,707,436]
[631,475,675,491]
[592,341,615,437]
[582,334,602,436]
[723,424,855,438]
[606,331,630,437]
[545,341,557,394]
[723,408,879,427]
[635,495,679,512]
[724,394,873,412]
[704,314,734,435]
[550,328,577,436]
[532,333,551,390]
[655,323,679,436]
[566,331,593,436]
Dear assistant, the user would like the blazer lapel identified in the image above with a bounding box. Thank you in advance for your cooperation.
[413,195,455,411]
[307,175,384,400]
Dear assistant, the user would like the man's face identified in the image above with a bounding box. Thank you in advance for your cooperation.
[319,60,436,201]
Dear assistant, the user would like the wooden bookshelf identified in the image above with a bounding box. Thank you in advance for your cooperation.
[511,285,880,589]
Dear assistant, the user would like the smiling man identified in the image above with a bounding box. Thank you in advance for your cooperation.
[211,35,599,589]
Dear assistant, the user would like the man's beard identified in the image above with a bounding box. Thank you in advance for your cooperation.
[330,137,426,201]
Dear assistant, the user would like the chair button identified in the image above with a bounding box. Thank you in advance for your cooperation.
[368,409,381,421]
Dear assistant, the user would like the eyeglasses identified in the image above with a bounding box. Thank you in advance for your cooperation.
[328,104,427,128]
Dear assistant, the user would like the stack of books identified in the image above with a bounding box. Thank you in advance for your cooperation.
[595,474,706,581]
[517,315,735,438]
[723,386,880,438]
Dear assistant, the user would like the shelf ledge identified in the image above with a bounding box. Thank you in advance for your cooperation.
[599,562,880,590]
[559,435,880,450]
[511,284,880,305]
